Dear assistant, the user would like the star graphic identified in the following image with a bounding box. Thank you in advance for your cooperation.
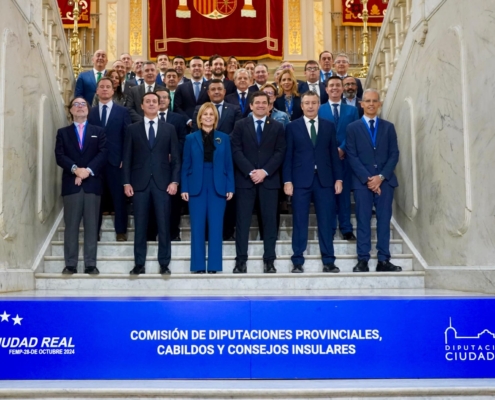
[0,311,10,322]
[12,315,23,325]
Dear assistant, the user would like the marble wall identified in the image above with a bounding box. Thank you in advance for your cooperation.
[0,0,71,291]
[382,0,495,291]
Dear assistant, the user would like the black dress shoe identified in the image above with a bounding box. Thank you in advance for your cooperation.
[171,236,181,242]
[376,260,402,272]
[353,260,369,272]
[130,265,145,275]
[160,265,171,275]
[192,270,206,274]
[323,264,340,273]
[84,267,100,275]
[342,232,357,241]
[264,262,277,273]
[207,271,217,274]
[62,266,77,275]
[291,264,304,273]
[233,262,247,273]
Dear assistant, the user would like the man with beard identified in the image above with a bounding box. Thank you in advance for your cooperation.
[343,76,364,117]
[208,54,236,95]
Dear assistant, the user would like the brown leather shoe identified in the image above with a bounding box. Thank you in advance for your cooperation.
[116,233,127,242]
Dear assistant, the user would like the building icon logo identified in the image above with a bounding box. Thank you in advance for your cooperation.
[444,318,495,361]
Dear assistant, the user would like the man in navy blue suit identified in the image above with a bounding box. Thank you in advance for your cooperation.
[156,53,169,86]
[343,76,364,117]
[208,55,236,95]
[123,92,181,275]
[298,60,328,105]
[319,51,334,83]
[318,75,359,240]
[224,69,252,118]
[172,56,190,86]
[248,64,269,92]
[55,97,108,275]
[334,53,363,99]
[284,91,343,273]
[346,89,401,272]
[75,49,107,105]
[88,78,131,242]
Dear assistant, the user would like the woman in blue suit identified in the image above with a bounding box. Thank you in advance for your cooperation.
[181,103,235,273]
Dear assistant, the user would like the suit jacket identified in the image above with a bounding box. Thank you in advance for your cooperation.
[55,123,108,196]
[231,116,286,189]
[174,80,209,120]
[224,92,251,118]
[88,103,131,167]
[217,79,236,96]
[181,130,235,196]
[163,110,188,154]
[123,79,138,97]
[345,117,400,190]
[274,95,303,121]
[298,81,329,105]
[156,72,166,86]
[75,70,104,105]
[191,103,242,133]
[126,83,166,123]
[122,120,181,191]
[126,71,136,81]
[318,101,359,151]
[248,84,262,93]
[343,96,364,117]
[283,117,342,189]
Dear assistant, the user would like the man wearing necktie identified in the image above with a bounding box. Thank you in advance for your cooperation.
[120,53,135,81]
[297,60,329,105]
[55,97,108,275]
[319,50,334,84]
[225,68,252,118]
[132,58,145,86]
[318,76,359,241]
[123,92,181,275]
[231,92,286,273]
[75,49,107,105]
[284,91,343,274]
[346,89,401,272]
[155,53,169,86]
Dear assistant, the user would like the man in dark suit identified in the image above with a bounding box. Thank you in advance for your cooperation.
[126,61,165,123]
[55,97,108,275]
[248,64,269,92]
[343,76,364,117]
[209,55,236,95]
[346,89,401,272]
[75,49,107,104]
[283,91,343,273]
[225,68,252,118]
[88,78,131,241]
[122,92,181,275]
[156,53,169,86]
[318,76,360,240]
[120,53,135,81]
[172,55,190,86]
[231,92,286,273]
[334,53,363,99]
[319,50,334,83]
[298,60,328,104]
[174,56,209,126]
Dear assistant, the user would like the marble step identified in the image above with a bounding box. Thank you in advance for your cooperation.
[35,270,424,291]
[49,239,403,258]
[42,253,413,274]
[56,225,396,242]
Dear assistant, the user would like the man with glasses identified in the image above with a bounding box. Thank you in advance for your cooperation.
[319,51,334,83]
[343,76,364,117]
[346,89,401,273]
[298,60,328,104]
[334,53,363,98]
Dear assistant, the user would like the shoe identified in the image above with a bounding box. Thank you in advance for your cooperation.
[342,232,357,241]
[62,266,77,275]
[291,264,304,273]
[233,262,247,273]
[84,267,100,275]
[116,233,127,242]
[323,264,340,273]
[376,260,402,272]
[171,236,181,242]
[223,235,235,241]
[353,260,369,272]
[192,270,206,274]
[207,271,217,274]
[130,265,145,275]
[264,262,277,273]
[160,265,171,275]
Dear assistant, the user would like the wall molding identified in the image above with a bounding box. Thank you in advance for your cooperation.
[401,97,419,220]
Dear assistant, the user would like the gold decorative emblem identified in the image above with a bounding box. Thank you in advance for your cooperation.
[194,0,237,20]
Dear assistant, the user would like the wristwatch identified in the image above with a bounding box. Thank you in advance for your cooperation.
[71,165,78,174]
[378,174,385,181]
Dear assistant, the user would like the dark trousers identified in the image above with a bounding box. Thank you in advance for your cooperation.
[235,185,278,263]
[223,196,236,239]
[354,183,394,262]
[63,189,100,268]
[291,174,336,265]
[332,157,353,234]
[97,163,128,235]
[189,163,226,271]
[170,190,183,238]
[133,178,171,266]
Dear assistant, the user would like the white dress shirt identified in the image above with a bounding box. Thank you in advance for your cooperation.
[143,116,159,139]
[303,115,319,139]
[98,100,113,125]
[93,68,106,82]
[307,81,320,97]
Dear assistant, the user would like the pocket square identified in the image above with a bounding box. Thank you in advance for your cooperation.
[91,135,97,138]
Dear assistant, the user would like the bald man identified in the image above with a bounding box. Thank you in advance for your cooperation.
[75,49,108,104]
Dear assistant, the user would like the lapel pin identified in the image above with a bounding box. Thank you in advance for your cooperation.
[215,137,222,144]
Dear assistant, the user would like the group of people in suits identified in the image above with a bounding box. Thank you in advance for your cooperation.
[58,49,401,275]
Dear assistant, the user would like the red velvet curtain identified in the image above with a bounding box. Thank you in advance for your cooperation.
[58,0,91,28]
[342,0,387,26]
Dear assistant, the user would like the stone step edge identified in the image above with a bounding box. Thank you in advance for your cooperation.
[57,226,393,232]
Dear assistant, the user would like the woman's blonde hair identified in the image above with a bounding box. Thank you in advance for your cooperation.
[196,102,219,130]
[277,69,299,97]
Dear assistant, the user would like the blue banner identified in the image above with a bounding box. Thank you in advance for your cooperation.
[0,297,494,379]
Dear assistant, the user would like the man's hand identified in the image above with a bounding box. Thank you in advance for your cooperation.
[338,148,345,160]
[250,169,267,184]
[284,182,293,196]
[226,192,233,201]
[181,192,189,201]
[75,168,90,179]
[75,177,82,186]
[167,183,178,195]
[120,162,123,168]
[124,184,134,197]
[367,175,382,192]
[335,180,343,195]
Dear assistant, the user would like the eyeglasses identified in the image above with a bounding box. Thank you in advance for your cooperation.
[72,102,87,107]
[362,99,380,103]
[305,67,319,72]
[343,83,357,87]
[281,64,293,69]
[334,60,349,64]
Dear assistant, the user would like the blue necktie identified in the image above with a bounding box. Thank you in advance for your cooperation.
[159,112,166,122]
[369,119,375,135]
[325,72,331,81]
[101,104,107,127]
[138,78,144,85]
[256,120,263,145]
[148,120,155,148]
[215,104,221,119]
[332,103,340,126]
[193,82,200,101]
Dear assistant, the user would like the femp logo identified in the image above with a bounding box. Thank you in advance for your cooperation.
[445,318,495,361]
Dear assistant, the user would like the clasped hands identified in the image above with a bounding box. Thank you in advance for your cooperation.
[250,169,267,184]
[181,192,234,201]
[367,175,382,195]
[283,181,343,196]
[74,168,90,186]
[124,183,178,198]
